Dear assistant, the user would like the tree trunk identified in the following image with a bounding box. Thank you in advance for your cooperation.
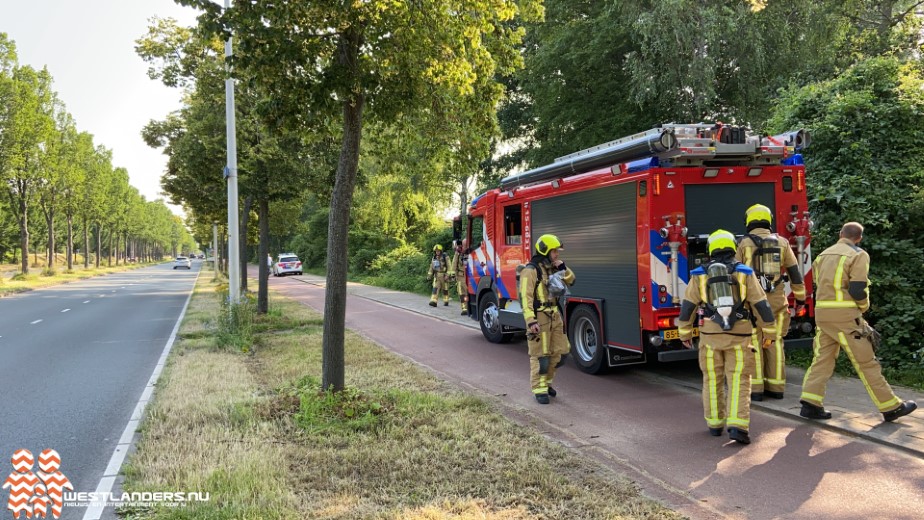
[45,210,55,271]
[19,199,29,275]
[322,41,365,393]
[66,212,73,271]
[108,229,113,267]
[95,223,101,269]
[241,196,252,293]
[83,217,90,269]
[258,198,269,314]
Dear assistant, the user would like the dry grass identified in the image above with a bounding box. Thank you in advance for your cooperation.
[120,277,684,520]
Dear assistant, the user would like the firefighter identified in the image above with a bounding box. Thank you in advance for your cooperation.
[677,230,777,444]
[426,244,451,307]
[451,239,469,315]
[799,222,917,422]
[736,204,806,401]
[519,234,575,404]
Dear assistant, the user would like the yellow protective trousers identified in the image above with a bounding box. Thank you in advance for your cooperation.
[699,335,756,430]
[800,319,901,413]
[528,310,570,394]
[456,279,468,311]
[430,275,450,303]
[751,307,790,393]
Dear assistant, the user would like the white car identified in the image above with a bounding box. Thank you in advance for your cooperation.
[273,254,302,276]
[173,256,192,269]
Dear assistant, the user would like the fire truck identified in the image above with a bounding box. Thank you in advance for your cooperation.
[457,124,815,374]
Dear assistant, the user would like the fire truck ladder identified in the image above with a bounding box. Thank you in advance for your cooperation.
[499,124,809,191]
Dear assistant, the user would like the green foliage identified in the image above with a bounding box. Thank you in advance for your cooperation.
[289,376,390,435]
[368,244,423,275]
[216,288,256,352]
[348,229,400,275]
[770,57,924,376]
[363,253,432,296]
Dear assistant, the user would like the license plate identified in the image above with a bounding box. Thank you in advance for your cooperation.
[661,329,699,340]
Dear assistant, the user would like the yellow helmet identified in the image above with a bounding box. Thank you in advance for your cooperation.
[535,234,563,255]
[745,204,773,226]
[433,244,443,252]
[708,229,737,255]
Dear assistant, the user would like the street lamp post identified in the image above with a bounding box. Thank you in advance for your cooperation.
[224,0,241,303]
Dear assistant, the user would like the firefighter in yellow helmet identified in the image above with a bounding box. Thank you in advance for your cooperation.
[800,222,917,422]
[736,204,806,401]
[451,239,470,315]
[427,244,451,307]
[676,230,776,444]
[519,234,575,404]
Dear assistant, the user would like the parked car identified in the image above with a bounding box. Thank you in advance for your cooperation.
[272,254,302,276]
[173,256,192,270]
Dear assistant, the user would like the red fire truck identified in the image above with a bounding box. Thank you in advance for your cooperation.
[458,124,815,373]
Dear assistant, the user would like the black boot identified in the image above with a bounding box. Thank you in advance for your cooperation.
[547,386,557,397]
[444,301,449,306]
[883,400,917,422]
[728,428,751,444]
[535,393,550,405]
[709,427,723,437]
[429,301,437,307]
[764,390,784,399]
[751,392,764,402]
[800,400,832,420]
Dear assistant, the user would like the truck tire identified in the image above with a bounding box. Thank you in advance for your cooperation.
[569,304,607,374]
[479,291,513,344]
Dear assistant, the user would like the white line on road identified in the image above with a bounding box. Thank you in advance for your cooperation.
[82,271,199,520]
[30,320,42,325]
[61,309,70,313]
[83,300,90,304]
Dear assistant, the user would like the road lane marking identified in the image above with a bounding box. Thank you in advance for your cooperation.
[30,320,42,325]
[82,270,199,520]
[83,300,90,304]
[61,309,70,313]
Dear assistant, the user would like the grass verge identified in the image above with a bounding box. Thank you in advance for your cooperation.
[120,276,683,520]
[0,261,162,297]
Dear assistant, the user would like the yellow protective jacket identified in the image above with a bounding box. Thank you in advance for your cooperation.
[736,228,806,306]
[451,251,467,278]
[427,252,449,277]
[812,238,870,322]
[677,262,776,341]
[519,259,575,325]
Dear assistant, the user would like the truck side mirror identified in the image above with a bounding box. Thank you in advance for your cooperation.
[452,217,462,241]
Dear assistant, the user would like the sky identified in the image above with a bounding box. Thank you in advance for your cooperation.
[2,0,203,216]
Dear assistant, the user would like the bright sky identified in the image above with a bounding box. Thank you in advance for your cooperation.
[1,0,202,216]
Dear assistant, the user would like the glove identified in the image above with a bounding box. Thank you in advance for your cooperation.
[860,319,882,352]
[762,337,774,349]
[794,300,806,315]
[426,275,432,282]
[681,339,694,349]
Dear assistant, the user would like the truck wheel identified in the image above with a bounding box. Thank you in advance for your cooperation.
[569,305,607,374]
[479,291,513,344]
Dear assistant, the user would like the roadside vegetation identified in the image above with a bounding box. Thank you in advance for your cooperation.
[0,254,164,297]
[120,276,683,520]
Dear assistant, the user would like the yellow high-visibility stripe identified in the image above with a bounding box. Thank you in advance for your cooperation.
[838,332,901,411]
[774,310,786,381]
[737,272,747,301]
[698,275,708,302]
[751,329,764,384]
[705,345,720,426]
[729,345,745,426]
[744,246,754,268]
[800,331,825,404]
[833,256,848,302]
[815,300,858,308]
[541,331,550,355]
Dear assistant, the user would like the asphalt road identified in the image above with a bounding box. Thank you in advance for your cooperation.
[0,262,198,520]
[272,276,924,520]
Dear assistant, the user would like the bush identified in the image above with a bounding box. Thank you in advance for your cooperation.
[348,229,400,274]
[368,244,423,275]
[414,226,455,254]
[374,251,431,294]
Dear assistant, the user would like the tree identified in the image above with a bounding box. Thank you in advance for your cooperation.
[768,57,924,375]
[183,0,543,391]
